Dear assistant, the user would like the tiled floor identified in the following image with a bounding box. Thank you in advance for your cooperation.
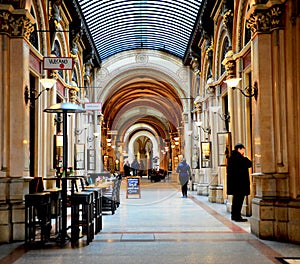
[1,180,300,264]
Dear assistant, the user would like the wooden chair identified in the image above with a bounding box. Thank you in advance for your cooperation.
[102,177,122,214]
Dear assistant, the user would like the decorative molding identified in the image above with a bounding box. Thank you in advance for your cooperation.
[206,85,216,96]
[68,87,77,103]
[205,40,214,57]
[222,49,236,77]
[205,39,214,78]
[224,60,235,76]
[176,67,189,82]
[194,99,203,113]
[84,51,95,83]
[246,3,285,34]
[237,1,247,51]
[223,9,233,43]
[0,7,35,39]
[191,57,200,75]
[136,53,149,64]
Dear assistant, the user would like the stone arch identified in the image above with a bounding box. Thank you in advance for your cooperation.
[214,11,234,79]
[30,0,48,56]
[95,50,192,112]
[235,0,252,51]
[72,63,81,85]
[215,28,230,79]
[109,97,180,133]
[123,124,159,147]
[126,130,159,165]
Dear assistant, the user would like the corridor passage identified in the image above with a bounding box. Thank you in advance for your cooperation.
[1,180,300,264]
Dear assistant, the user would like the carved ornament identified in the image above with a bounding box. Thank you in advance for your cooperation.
[223,9,233,40]
[205,40,214,57]
[0,8,35,39]
[246,3,285,34]
[223,9,233,27]
[206,85,215,96]
[191,57,200,75]
[194,100,202,113]
[68,87,77,103]
[222,56,236,77]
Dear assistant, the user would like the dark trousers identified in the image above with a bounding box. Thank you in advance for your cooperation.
[231,194,245,219]
[181,182,188,197]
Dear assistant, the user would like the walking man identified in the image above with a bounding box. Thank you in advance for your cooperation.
[176,158,191,198]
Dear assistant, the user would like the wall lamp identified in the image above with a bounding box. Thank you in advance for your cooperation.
[195,121,211,135]
[24,78,56,105]
[224,78,258,100]
[209,106,230,121]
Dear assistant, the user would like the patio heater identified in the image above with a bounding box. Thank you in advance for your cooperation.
[44,102,85,245]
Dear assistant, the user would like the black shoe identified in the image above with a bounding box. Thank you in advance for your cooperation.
[231,217,248,222]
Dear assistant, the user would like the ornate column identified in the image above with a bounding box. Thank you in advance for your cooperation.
[245,1,294,242]
[0,4,35,242]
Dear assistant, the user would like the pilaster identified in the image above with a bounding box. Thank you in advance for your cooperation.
[246,1,300,243]
[0,4,35,242]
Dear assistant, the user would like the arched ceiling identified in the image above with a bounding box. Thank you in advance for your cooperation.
[101,76,183,141]
[75,0,203,61]
[70,0,204,156]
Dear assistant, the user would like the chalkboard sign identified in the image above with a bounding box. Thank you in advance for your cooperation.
[126,176,141,198]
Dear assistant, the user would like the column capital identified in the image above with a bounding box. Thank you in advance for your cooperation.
[68,88,77,103]
[0,5,35,39]
[222,49,236,78]
[246,2,285,34]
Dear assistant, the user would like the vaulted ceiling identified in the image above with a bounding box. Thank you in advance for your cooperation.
[101,75,183,139]
[75,0,203,62]
[70,0,208,157]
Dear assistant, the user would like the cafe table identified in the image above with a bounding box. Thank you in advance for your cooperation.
[85,181,114,190]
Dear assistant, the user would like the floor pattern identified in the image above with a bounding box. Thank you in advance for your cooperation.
[1,180,300,264]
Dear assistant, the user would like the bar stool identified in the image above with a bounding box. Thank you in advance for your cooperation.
[84,187,102,234]
[45,188,62,235]
[70,191,94,246]
[25,192,51,245]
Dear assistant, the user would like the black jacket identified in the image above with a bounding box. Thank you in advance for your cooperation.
[226,150,252,195]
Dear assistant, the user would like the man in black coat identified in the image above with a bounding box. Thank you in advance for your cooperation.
[123,160,131,176]
[227,143,252,222]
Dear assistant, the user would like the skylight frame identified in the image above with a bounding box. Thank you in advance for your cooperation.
[76,0,202,61]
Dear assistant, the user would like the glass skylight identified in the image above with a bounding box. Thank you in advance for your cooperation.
[76,0,202,61]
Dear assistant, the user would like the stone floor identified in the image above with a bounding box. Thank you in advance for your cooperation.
[1,180,300,264]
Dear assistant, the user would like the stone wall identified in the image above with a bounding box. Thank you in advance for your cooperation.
[0,178,31,243]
